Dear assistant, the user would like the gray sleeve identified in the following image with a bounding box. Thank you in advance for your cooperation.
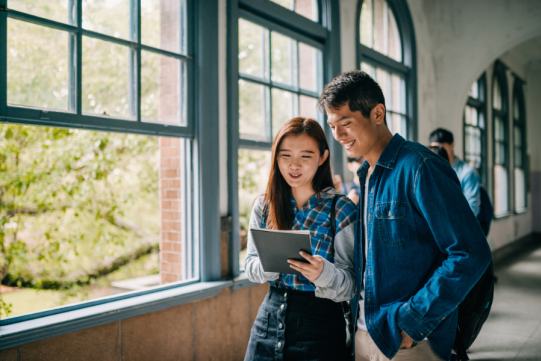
[243,197,280,284]
[313,222,356,302]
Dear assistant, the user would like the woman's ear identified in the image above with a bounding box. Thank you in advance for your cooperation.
[319,149,329,166]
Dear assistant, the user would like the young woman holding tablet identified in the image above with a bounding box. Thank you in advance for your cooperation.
[244,117,357,360]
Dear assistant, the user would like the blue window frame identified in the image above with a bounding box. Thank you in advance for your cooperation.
[357,0,416,140]
[0,0,224,327]
[464,73,487,185]
[492,61,510,218]
[227,0,342,277]
[512,77,527,213]
[0,0,194,137]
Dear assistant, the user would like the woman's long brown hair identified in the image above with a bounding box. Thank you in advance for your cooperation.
[263,117,334,230]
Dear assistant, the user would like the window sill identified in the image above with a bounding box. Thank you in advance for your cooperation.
[514,208,528,215]
[0,277,258,350]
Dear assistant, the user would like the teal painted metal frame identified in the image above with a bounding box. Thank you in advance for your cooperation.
[512,77,527,213]
[0,1,194,137]
[0,0,222,330]
[228,0,343,278]
[356,0,417,142]
[492,60,511,219]
[464,73,488,186]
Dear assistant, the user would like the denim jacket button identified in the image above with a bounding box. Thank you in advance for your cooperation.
[442,316,446,320]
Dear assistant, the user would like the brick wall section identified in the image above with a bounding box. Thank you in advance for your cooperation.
[159,0,182,284]
[159,136,183,284]
[2,284,270,361]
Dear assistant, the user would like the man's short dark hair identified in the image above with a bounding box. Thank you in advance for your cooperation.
[429,128,454,144]
[347,156,362,163]
[317,70,386,124]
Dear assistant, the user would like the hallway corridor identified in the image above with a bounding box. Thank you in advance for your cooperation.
[469,242,541,361]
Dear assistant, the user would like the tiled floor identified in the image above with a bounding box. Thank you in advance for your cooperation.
[468,244,541,361]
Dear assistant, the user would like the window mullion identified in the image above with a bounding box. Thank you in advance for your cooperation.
[76,0,82,115]
[267,29,272,141]
[0,0,7,117]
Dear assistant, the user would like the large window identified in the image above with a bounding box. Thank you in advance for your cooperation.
[513,78,527,213]
[229,0,338,274]
[464,74,487,184]
[492,63,509,217]
[357,0,415,139]
[0,0,199,322]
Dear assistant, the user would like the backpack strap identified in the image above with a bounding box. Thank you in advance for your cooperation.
[330,194,339,237]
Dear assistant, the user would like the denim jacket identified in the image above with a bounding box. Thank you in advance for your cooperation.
[352,134,491,361]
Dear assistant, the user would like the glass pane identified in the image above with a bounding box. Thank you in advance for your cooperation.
[465,106,477,126]
[238,149,272,270]
[387,6,402,62]
[239,19,269,79]
[0,123,162,317]
[494,164,508,216]
[514,168,526,211]
[494,116,505,142]
[493,78,502,111]
[7,19,70,111]
[479,110,485,129]
[272,89,297,137]
[271,32,297,86]
[295,0,319,22]
[465,125,482,170]
[391,112,406,137]
[299,43,321,92]
[82,37,132,118]
[391,73,405,114]
[513,96,520,121]
[299,95,318,120]
[514,125,522,148]
[9,0,74,24]
[141,51,185,125]
[271,0,319,22]
[83,0,131,40]
[376,68,391,110]
[141,0,185,54]
[239,80,269,141]
[360,0,373,48]
[469,80,479,99]
[361,62,376,79]
[373,0,386,55]
[271,0,293,9]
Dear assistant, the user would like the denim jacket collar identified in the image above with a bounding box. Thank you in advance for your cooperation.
[356,133,406,178]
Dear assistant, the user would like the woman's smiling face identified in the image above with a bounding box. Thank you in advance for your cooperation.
[277,133,328,191]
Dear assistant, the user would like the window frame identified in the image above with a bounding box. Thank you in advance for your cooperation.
[463,73,487,185]
[356,0,417,141]
[492,61,510,219]
[0,0,223,328]
[0,0,195,137]
[227,0,342,278]
[512,77,527,213]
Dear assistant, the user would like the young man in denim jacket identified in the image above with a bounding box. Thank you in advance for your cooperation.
[318,70,491,361]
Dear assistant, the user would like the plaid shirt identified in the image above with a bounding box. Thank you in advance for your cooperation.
[261,188,357,291]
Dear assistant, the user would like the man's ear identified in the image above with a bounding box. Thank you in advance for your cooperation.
[372,104,386,125]
[319,149,329,166]
[450,142,455,151]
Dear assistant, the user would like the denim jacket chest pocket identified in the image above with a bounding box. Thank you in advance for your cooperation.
[375,202,409,246]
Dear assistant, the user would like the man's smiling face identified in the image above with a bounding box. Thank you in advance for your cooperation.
[327,103,382,159]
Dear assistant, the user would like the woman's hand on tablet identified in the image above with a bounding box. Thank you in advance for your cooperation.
[288,251,324,281]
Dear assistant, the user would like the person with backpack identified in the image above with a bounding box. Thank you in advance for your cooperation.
[319,70,492,361]
[429,128,482,217]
